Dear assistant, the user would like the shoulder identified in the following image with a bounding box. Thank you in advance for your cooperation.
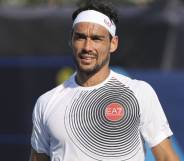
[111,70,153,92]
[32,84,64,120]
[111,70,158,104]
[33,74,75,116]
[37,84,63,107]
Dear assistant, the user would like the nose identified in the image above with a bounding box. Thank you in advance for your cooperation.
[83,38,93,52]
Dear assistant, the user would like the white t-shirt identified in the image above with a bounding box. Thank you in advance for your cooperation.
[31,70,173,161]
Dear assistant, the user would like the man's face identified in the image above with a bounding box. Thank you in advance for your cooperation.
[71,22,118,74]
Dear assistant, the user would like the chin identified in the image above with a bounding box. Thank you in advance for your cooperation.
[78,66,101,75]
[79,68,95,74]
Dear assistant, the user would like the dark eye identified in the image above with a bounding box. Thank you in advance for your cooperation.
[74,34,86,40]
[92,36,102,41]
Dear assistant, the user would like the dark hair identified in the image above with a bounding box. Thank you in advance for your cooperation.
[72,0,118,26]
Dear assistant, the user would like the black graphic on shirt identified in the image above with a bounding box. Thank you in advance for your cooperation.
[65,78,141,160]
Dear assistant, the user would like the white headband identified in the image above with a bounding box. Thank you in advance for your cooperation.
[73,10,116,36]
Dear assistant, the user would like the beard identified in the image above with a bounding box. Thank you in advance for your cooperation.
[73,52,110,76]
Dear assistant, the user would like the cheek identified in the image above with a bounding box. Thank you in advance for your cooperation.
[72,43,81,55]
[97,45,110,58]
[96,40,111,52]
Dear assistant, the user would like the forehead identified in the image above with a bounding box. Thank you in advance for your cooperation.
[73,22,109,35]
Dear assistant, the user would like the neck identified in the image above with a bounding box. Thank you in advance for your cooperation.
[76,67,110,87]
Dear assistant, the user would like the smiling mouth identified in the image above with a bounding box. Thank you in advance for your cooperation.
[79,53,96,60]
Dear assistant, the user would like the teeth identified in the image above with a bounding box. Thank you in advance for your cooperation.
[82,53,91,56]
[81,54,94,59]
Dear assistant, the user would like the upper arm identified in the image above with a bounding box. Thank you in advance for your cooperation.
[31,98,50,156]
[29,148,50,161]
[138,81,173,147]
[151,138,179,161]
[137,82,179,160]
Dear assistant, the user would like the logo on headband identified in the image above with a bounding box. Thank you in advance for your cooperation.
[104,19,113,28]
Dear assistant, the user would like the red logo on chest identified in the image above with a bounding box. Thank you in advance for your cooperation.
[105,103,125,122]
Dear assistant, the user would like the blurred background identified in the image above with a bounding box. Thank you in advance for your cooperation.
[0,0,184,160]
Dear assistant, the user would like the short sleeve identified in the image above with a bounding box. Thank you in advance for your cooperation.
[31,97,50,155]
[138,81,173,148]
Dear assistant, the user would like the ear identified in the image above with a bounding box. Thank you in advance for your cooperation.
[110,36,119,53]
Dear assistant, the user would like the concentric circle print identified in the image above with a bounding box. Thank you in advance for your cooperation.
[64,78,141,160]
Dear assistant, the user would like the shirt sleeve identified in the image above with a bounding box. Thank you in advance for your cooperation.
[31,97,50,155]
[138,81,173,148]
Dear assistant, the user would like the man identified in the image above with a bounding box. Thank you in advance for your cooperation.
[29,1,179,161]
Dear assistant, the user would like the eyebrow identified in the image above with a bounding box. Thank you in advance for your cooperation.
[74,32,106,39]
